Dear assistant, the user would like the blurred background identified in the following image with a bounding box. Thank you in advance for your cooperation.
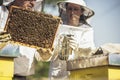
[0,0,120,80]
[85,0,120,47]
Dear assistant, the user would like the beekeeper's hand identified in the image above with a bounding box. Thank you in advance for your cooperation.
[67,35,78,50]
[36,48,53,61]
[0,31,11,42]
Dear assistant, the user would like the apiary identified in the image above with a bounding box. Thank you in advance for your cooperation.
[67,53,120,80]
[5,6,61,49]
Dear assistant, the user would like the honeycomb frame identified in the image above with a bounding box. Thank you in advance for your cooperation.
[5,6,60,49]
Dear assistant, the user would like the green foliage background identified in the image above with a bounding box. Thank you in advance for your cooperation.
[27,61,50,80]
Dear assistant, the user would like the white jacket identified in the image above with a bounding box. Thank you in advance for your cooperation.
[49,24,95,80]
[0,5,44,76]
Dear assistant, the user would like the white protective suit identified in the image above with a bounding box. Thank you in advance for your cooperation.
[49,24,95,80]
[0,2,48,76]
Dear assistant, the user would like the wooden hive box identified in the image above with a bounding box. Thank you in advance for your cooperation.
[5,6,60,49]
[0,57,14,80]
[67,53,120,80]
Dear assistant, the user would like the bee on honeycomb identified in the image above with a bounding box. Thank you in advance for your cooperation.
[5,6,61,49]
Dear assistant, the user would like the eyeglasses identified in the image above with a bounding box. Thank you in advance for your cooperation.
[66,7,80,11]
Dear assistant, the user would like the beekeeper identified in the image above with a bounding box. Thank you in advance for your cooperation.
[0,0,52,80]
[48,0,96,80]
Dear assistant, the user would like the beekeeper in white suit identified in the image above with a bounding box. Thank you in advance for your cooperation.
[48,0,95,80]
[0,0,52,80]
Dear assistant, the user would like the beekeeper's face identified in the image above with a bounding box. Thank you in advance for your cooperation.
[14,0,36,10]
[66,3,83,26]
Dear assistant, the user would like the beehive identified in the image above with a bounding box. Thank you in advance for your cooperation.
[0,57,14,80]
[5,6,60,49]
[67,53,120,80]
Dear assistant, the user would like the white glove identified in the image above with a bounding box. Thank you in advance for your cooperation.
[58,34,78,60]
[67,35,78,50]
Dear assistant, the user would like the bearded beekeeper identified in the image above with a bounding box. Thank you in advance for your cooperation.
[0,0,52,80]
[48,0,96,80]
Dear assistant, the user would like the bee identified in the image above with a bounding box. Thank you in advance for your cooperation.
[5,6,61,49]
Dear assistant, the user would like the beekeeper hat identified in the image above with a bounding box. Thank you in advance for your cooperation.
[57,0,94,19]
[3,0,43,11]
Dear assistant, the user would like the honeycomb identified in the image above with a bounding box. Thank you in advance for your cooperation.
[5,6,60,49]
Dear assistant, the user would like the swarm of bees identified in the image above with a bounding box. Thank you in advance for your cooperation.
[5,6,61,49]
